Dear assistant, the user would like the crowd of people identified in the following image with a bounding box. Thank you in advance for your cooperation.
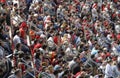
[0,0,120,78]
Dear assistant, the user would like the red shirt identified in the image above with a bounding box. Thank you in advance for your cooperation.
[32,43,42,55]
[53,36,58,45]
[106,52,111,57]
[117,34,120,40]
[0,0,6,3]
[102,4,105,11]
[114,0,118,3]
[112,13,116,19]
[18,63,25,75]
[103,20,109,26]
[74,72,81,78]
[19,28,25,39]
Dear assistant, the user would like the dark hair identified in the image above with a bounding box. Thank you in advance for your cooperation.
[16,43,21,50]
[91,55,95,59]
[73,57,78,61]
[35,52,40,59]
[16,30,19,35]
[1,3,5,7]
[18,53,24,58]
[62,69,69,76]
[42,44,47,49]
[14,3,18,7]
[24,55,31,60]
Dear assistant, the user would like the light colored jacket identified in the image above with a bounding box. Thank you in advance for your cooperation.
[104,64,113,78]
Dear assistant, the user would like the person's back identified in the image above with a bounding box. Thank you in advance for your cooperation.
[71,63,80,75]
[112,65,120,78]
[8,74,17,78]
[8,69,22,78]
[0,59,12,78]
[68,60,75,70]
[112,62,120,78]
[105,63,113,78]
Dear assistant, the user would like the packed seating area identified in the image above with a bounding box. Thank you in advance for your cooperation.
[0,0,120,78]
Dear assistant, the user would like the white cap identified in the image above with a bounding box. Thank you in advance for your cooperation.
[34,14,38,17]
[103,48,107,51]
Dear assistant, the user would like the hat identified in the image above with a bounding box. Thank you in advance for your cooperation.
[20,22,27,28]
[34,14,38,17]
[54,65,61,71]
[103,48,107,51]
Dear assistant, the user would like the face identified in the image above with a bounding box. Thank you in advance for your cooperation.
[76,58,80,63]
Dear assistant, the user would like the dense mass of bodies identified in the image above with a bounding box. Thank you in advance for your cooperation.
[0,0,120,78]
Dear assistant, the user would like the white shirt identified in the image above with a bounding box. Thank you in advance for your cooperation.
[47,37,54,48]
[115,25,120,34]
[118,57,120,63]
[32,0,42,3]
[105,63,113,78]
[68,60,76,69]
[92,8,98,18]
[13,35,21,46]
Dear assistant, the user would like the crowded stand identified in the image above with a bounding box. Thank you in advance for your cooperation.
[0,0,120,78]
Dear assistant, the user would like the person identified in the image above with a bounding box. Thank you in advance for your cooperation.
[69,57,80,75]
[34,52,41,71]
[0,41,12,78]
[112,62,120,78]
[13,31,21,47]
[8,69,22,78]
[0,0,120,78]
[104,58,114,78]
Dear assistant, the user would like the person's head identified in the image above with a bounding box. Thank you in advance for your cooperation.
[1,3,6,8]
[73,57,80,63]
[103,48,107,52]
[15,43,21,50]
[18,51,24,59]
[14,69,22,78]
[35,52,41,59]
[48,65,54,73]
[91,54,97,61]
[24,55,31,61]
[2,13,6,19]
[107,57,113,64]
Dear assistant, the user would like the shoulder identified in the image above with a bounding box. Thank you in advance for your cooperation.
[8,74,16,78]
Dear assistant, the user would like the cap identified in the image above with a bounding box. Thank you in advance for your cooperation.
[20,22,27,28]
[54,65,61,71]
